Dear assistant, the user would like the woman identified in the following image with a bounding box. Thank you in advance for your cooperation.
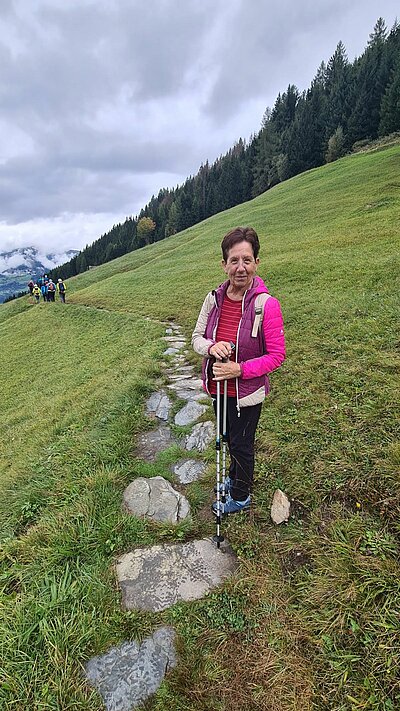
[191,226,285,514]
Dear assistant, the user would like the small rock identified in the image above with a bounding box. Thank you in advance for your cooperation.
[163,347,179,356]
[271,489,291,524]
[175,401,207,426]
[185,421,215,452]
[173,460,207,484]
[85,626,177,711]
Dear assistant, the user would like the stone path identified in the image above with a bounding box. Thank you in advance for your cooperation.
[85,321,237,709]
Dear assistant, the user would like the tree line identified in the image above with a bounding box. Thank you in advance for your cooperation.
[50,18,400,282]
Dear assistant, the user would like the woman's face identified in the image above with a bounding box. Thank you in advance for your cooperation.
[222,240,259,291]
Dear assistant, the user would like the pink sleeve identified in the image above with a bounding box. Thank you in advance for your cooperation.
[241,297,285,379]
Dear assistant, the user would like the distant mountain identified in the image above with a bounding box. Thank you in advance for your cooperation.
[0,247,79,303]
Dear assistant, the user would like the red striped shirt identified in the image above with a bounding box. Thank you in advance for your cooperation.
[210,295,242,396]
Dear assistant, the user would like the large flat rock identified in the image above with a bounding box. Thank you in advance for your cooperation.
[123,477,190,523]
[85,626,177,711]
[116,538,238,611]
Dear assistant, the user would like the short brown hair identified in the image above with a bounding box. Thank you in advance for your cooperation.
[221,226,260,262]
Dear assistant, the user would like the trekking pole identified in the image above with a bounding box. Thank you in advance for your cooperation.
[213,379,223,548]
[221,342,235,509]
[214,343,235,549]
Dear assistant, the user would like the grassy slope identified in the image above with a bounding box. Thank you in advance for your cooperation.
[0,145,399,711]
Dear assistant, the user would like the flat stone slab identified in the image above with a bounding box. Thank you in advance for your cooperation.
[168,365,194,374]
[185,421,215,452]
[116,538,238,611]
[123,477,190,523]
[173,460,207,484]
[163,336,186,344]
[136,426,174,461]
[163,347,180,356]
[168,373,193,381]
[167,378,203,392]
[85,626,177,711]
[174,401,207,426]
[145,391,172,421]
[174,389,204,401]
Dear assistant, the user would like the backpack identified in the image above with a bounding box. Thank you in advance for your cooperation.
[58,282,65,292]
[251,293,271,338]
[47,282,55,292]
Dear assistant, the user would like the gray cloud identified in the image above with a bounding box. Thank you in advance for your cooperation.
[0,0,398,252]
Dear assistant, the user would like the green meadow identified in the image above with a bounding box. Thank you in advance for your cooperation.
[0,143,399,710]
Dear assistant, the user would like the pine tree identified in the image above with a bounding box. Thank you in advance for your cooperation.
[379,59,400,134]
[325,41,352,142]
[348,19,392,142]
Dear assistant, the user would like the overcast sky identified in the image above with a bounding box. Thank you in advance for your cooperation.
[0,0,398,256]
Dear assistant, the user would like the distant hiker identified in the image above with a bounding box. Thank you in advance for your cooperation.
[27,280,34,294]
[57,278,66,303]
[192,226,285,515]
[47,279,56,302]
[32,284,41,303]
[40,283,47,301]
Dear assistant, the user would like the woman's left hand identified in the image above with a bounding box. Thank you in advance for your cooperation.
[212,361,242,381]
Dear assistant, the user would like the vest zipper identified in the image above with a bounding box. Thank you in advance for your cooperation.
[235,288,248,417]
[205,292,220,396]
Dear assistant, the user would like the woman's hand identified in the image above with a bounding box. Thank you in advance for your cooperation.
[209,341,233,360]
[212,360,241,381]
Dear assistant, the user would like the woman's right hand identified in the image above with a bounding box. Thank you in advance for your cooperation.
[209,341,233,361]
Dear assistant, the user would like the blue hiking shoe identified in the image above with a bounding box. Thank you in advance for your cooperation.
[212,494,251,516]
[213,477,232,495]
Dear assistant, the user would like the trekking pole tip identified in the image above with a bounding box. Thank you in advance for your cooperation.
[213,534,224,548]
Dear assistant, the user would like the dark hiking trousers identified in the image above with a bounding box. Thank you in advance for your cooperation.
[212,395,262,501]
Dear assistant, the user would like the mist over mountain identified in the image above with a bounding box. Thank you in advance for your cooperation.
[0,247,79,277]
[0,247,79,303]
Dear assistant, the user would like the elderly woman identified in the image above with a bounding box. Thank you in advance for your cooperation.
[192,226,285,514]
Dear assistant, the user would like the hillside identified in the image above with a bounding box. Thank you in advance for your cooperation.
[0,144,399,710]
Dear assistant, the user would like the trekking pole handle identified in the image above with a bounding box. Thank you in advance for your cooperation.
[221,342,235,363]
